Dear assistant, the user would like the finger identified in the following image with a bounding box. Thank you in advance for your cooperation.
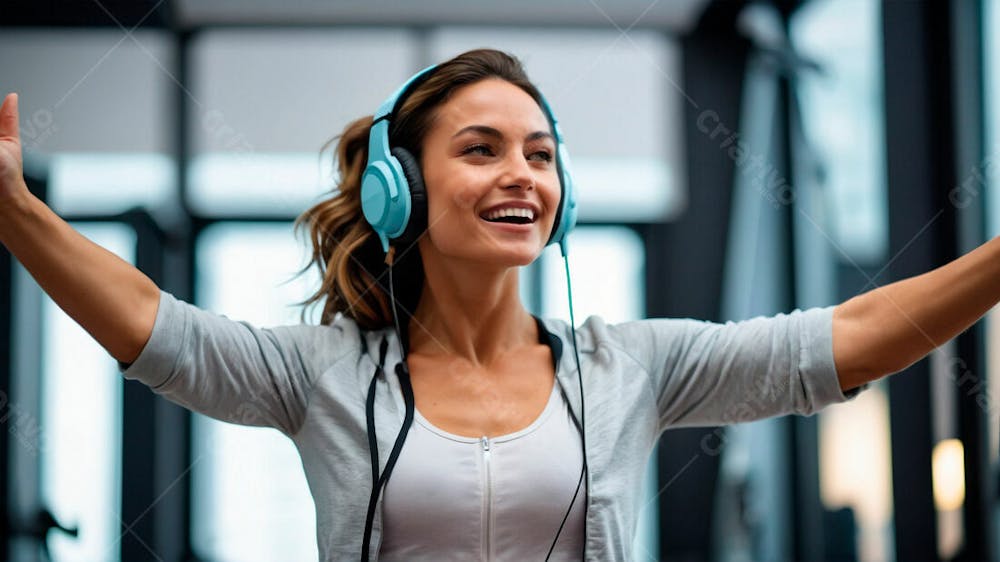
[0,93,20,142]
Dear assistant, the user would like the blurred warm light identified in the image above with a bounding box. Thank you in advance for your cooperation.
[819,385,893,562]
[932,439,966,511]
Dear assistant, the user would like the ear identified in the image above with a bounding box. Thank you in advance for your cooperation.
[390,147,427,245]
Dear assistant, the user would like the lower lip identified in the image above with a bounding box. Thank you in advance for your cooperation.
[480,218,536,233]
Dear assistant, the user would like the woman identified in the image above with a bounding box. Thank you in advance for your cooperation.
[0,48,998,561]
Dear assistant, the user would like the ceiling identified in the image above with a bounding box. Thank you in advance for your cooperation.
[4,0,716,32]
[175,0,713,30]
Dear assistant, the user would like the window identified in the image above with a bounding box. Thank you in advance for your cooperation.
[41,224,133,562]
[187,30,417,215]
[0,30,175,558]
[792,1,894,560]
[192,223,319,561]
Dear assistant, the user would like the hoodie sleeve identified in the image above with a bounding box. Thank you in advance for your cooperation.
[119,290,356,436]
[607,306,865,432]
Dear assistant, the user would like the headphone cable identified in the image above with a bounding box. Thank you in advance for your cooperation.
[545,240,588,561]
[361,246,415,562]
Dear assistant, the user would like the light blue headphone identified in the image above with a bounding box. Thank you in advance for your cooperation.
[360,63,578,256]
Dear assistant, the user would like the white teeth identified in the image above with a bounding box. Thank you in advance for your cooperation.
[483,207,535,221]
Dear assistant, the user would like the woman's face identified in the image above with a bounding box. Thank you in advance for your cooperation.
[417,78,561,269]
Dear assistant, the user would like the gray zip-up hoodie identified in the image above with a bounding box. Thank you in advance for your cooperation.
[121,291,861,561]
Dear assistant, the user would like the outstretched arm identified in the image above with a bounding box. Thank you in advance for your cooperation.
[833,235,1000,391]
[0,92,160,363]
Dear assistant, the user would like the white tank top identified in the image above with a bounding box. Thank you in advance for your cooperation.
[378,381,586,561]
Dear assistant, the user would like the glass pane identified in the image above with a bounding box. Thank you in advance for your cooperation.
[541,226,644,323]
[188,30,417,215]
[791,0,888,264]
[818,382,895,562]
[49,154,175,215]
[0,30,177,215]
[0,30,173,154]
[192,223,320,562]
[41,223,133,562]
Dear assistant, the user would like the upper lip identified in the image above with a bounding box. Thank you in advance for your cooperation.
[479,201,541,221]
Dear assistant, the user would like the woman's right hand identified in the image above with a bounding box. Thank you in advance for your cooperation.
[0,91,161,364]
[0,93,28,202]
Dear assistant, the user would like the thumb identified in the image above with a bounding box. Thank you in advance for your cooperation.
[0,93,20,142]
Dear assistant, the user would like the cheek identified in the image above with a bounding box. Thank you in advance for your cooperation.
[426,172,481,215]
[450,187,479,211]
[426,190,478,228]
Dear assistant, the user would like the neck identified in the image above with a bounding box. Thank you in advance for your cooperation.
[408,251,536,368]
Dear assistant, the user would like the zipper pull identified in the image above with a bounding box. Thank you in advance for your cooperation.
[481,436,490,451]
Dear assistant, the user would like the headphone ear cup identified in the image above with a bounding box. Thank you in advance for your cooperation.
[390,146,427,245]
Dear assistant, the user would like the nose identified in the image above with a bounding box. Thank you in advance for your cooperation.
[499,148,535,191]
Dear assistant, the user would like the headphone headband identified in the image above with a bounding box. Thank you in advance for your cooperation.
[372,63,438,123]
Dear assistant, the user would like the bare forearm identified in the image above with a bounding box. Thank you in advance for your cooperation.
[833,235,1000,390]
[0,188,160,363]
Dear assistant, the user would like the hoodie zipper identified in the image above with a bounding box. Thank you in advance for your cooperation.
[481,435,493,561]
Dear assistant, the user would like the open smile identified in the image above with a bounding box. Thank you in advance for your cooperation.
[477,203,541,235]
[479,207,536,224]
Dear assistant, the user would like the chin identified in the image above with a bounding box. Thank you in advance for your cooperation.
[425,224,547,268]
[475,243,542,269]
[498,252,538,268]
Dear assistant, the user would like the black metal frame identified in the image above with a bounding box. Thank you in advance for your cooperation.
[881,0,992,560]
[1,179,11,561]
[951,1,994,559]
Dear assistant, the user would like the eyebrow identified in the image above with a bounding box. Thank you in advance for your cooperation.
[451,124,554,143]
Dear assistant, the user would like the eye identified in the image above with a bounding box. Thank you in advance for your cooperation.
[529,150,554,163]
[461,144,493,157]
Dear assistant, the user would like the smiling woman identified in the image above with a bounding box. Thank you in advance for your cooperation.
[3,45,1000,562]
[293,52,588,560]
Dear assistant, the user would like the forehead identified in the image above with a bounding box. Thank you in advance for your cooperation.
[433,79,551,134]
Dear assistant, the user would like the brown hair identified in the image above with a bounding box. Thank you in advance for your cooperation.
[294,48,546,330]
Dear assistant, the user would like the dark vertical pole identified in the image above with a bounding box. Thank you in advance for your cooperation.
[776,55,825,562]
[647,3,749,560]
[4,174,48,562]
[172,25,198,562]
[882,0,952,559]
[949,1,992,560]
[121,209,194,562]
[771,2,827,558]
[119,12,197,562]
[119,211,169,561]
[0,180,11,562]
[0,173,31,560]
